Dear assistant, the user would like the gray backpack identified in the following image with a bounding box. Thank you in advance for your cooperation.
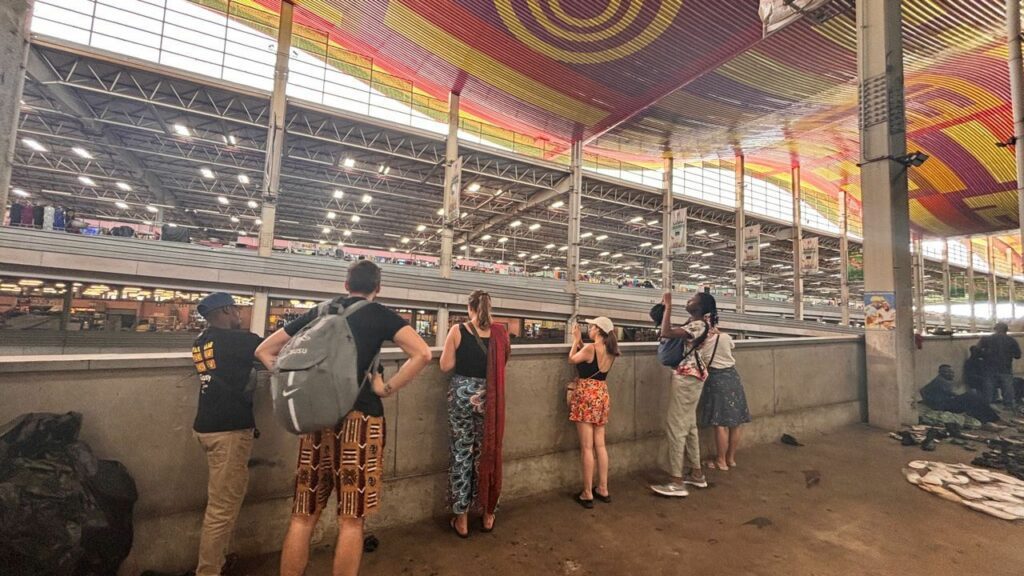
[271,299,379,434]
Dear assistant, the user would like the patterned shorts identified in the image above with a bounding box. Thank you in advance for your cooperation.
[292,411,386,519]
[569,378,610,426]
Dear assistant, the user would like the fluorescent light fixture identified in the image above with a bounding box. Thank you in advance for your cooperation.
[246,200,258,209]
[580,260,590,265]
[322,227,331,234]
[550,200,564,209]
[695,229,707,235]
[326,211,337,220]
[647,219,659,226]
[497,237,508,243]
[71,147,93,159]
[704,252,715,257]
[611,253,622,259]
[530,254,540,260]
[217,196,229,205]
[760,242,771,248]
[230,216,240,223]
[146,205,159,213]
[78,176,96,186]
[639,242,652,247]
[460,244,468,250]
[173,124,191,137]
[389,247,396,252]
[518,252,527,258]
[436,208,445,216]
[599,251,610,257]
[580,232,593,239]
[361,194,372,203]
[22,138,46,152]
[255,218,262,225]
[545,243,555,249]
[343,230,352,237]
[343,157,356,168]
[143,220,153,225]
[510,220,522,228]
[337,241,345,247]
[494,189,504,196]
[168,223,177,228]
[350,214,361,223]
[654,244,663,249]
[543,265,550,270]
[320,240,328,245]
[237,174,250,185]
[528,223,541,231]
[333,189,344,199]
[201,168,215,179]
[401,237,410,244]
[629,216,644,223]
[116,182,132,191]
[227,135,238,145]
[416,224,427,232]
[115,201,128,209]
[709,232,720,237]
[475,247,484,253]
[239,230,247,236]
[378,164,389,174]
[689,263,701,268]
[467,182,481,193]
[559,245,568,251]
[12,188,29,197]
[595,234,608,241]
[482,234,492,241]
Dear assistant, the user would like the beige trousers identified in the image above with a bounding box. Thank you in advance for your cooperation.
[661,373,704,478]
[194,429,253,576]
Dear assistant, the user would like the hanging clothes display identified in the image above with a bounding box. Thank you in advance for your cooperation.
[9,203,23,226]
[20,204,35,227]
[32,205,44,228]
[42,206,55,231]
[53,207,65,231]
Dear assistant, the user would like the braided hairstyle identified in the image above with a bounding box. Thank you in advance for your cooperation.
[689,292,719,351]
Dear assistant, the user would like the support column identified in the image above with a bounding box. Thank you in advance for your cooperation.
[968,239,977,331]
[791,164,803,320]
[251,289,269,336]
[988,236,998,322]
[435,306,449,348]
[440,93,460,279]
[0,0,34,224]
[735,155,746,315]
[567,140,583,336]
[913,235,925,334]
[942,239,952,331]
[1011,257,1017,320]
[858,0,915,429]
[839,189,850,326]
[661,155,674,290]
[257,0,294,257]
[59,287,73,332]
[1007,0,1024,269]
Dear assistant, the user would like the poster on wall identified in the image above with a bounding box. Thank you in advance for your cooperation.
[800,237,819,274]
[445,156,463,223]
[847,248,864,282]
[864,292,896,330]
[742,224,761,266]
[669,207,688,256]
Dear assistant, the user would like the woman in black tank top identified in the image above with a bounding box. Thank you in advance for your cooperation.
[566,317,620,508]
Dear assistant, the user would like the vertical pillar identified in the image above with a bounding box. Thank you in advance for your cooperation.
[942,239,952,331]
[257,0,294,257]
[988,236,998,322]
[59,288,73,331]
[435,306,449,347]
[1010,255,1017,320]
[839,189,850,326]
[566,140,583,338]
[0,0,34,224]
[734,155,746,315]
[440,93,460,279]
[251,289,269,336]
[968,238,977,331]
[1007,0,1024,267]
[858,0,915,429]
[791,164,803,320]
[913,235,925,334]
[661,155,674,288]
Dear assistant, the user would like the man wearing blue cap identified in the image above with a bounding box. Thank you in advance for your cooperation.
[191,292,263,576]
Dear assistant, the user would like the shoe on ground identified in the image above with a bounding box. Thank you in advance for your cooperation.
[650,482,689,497]
[683,475,709,488]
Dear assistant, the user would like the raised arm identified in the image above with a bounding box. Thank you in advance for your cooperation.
[373,325,433,397]
[439,324,460,373]
[569,343,595,365]
[255,328,290,371]
[659,291,693,339]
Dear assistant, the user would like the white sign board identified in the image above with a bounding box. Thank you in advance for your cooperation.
[800,237,819,274]
[669,208,688,256]
[742,224,761,266]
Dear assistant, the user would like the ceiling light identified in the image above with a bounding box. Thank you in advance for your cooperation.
[78,176,96,186]
[343,157,356,168]
[559,245,568,251]
[115,182,132,191]
[695,229,707,236]
[146,205,159,213]
[760,242,771,248]
[201,168,215,179]
[704,251,715,257]
[255,218,262,225]
[611,253,622,259]
[217,196,229,205]
[12,188,29,197]
[543,265,550,270]
[530,254,540,260]
[333,189,344,199]
[475,247,484,253]
[654,244,663,249]
[647,219,659,226]
[350,214,361,223]
[361,194,372,203]
[629,216,644,223]
[71,147,93,159]
[239,230,247,236]
[640,242,652,247]
[322,227,331,234]
[595,234,608,241]
[416,224,427,232]
[460,244,468,250]
[237,174,250,185]
[436,207,445,216]
[115,201,128,209]
[528,223,541,231]
[230,216,240,223]
[401,237,410,244]
[494,189,504,196]
[599,251,610,257]
[173,124,191,137]
[510,220,522,228]
[482,234,492,241]
[247,200,258,209]
[581,260,590,265]
[378,164,389,174]
[580,232,593,239]
[168,223,177,228]
[550,200,564,209]
[227,135,238,145]
[337,241,345,247]
[389,247,396,252]
[22,138,46,152]
[518,252,527,258]
[143,220,153,225]
[327,211,337,220]
[709,232,720,237]
[498,237,508,243]
[690,263,701,269]
[343,230,352,237]
[468,182,481,192]
[545,243,555,249]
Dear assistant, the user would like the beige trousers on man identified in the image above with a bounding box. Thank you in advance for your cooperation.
[194,429,253,576]
[661,373,704,478]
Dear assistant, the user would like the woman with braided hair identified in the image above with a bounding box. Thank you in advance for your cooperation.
[650,290,718,498]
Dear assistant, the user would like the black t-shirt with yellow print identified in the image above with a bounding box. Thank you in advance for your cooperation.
[192,327,263,433]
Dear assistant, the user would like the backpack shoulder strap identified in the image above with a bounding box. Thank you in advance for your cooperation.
[466,322,488,355]
[340,298,371,318]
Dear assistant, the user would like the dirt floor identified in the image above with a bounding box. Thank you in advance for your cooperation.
[236,424,1023,576]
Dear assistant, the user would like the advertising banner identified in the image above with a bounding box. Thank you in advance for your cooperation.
[445,156,463,222]
[669,207,688,256]
[800,237,819,274]
[864,292,896,330]
[742,224,761,266]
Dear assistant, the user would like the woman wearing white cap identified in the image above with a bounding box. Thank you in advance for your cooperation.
[567,316,620,508]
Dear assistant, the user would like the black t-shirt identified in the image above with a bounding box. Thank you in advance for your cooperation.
[283,297,407,417]
[192,327,263,433]
[980,334,1021,375]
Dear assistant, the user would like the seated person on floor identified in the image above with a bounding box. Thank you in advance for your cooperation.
[919,364,999,424]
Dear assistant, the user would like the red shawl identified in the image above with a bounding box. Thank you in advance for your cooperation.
[478,323,510,515]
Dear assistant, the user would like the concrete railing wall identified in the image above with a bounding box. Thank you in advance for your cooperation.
[914,334,1024,388]
[0,338,866,573]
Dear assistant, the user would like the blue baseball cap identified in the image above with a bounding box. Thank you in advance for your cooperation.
[197,292,235,318]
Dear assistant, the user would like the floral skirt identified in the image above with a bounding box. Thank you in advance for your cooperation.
[569,378,610,426]
[698,367,751,428]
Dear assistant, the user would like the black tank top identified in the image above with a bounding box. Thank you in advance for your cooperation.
[576,348,608,381]
[455,323,488,379]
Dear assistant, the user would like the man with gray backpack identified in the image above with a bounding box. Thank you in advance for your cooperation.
[255,260,431,576]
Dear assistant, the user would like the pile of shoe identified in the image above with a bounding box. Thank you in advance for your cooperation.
[890,423,982,452]
[903,460,1024,521]
[972,437,1024,481]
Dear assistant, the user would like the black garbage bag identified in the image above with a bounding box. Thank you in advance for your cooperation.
[0,412,137,576]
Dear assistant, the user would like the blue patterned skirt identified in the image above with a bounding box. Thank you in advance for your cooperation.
[698,367,751,428]
[447,374,487,514]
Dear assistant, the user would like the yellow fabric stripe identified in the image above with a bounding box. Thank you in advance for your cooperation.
[942,121,1016,184]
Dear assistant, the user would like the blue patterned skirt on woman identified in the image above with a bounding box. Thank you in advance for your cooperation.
[447,374,488,514]
[698,366,751,428]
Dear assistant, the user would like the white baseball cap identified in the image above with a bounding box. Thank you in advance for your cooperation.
[586,316,615,334]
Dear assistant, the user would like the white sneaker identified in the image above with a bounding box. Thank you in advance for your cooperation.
[650,482,689,497]
[684,475,709,489]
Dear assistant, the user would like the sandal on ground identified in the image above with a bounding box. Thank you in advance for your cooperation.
[450,516,469,539]
[481,514,496,533]
[575,493,594,509]
[594,490,612,503]
[706,461,729,471]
